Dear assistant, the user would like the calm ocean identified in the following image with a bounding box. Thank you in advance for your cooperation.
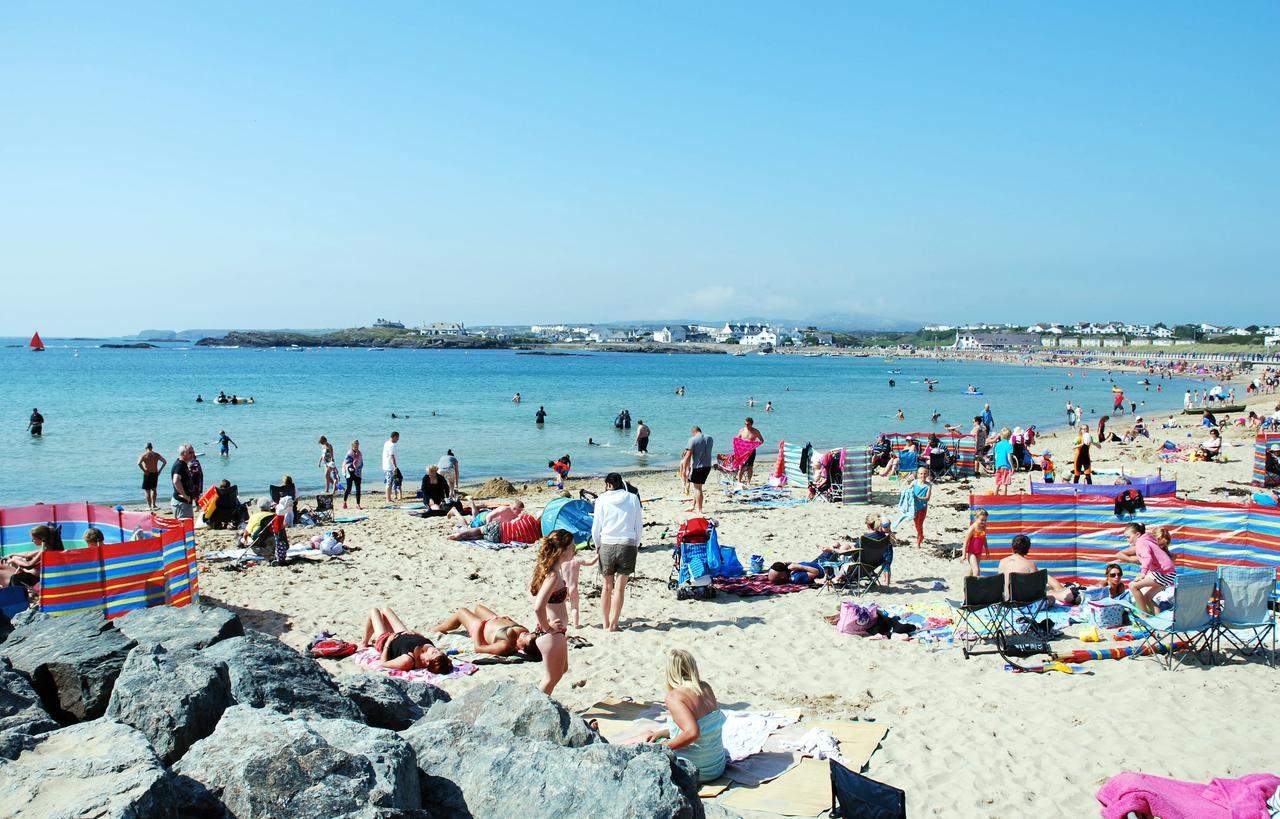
[0,339,1202,506]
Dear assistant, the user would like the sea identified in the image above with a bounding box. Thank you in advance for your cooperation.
[0,338,1207,506]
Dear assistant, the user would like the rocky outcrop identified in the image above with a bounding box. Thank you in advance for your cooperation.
[106,645,232,765]
[337,675,449,731]
[0,719,174,818]
[201,630,362,721]
[421,679,600,748]
[0,658,59,759]
[404,718,704,819]
[0,611,135,722]
[173,705,420,818]
[112,603,243,652]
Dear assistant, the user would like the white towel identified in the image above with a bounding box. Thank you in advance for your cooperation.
[781,727,846,765]
[722,711,798,762]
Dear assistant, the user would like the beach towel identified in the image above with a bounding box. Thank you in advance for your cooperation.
[722,438,763,472]
[713,575,812,597]
[1096,772,1280,819]
[722,711,799,761]
[351,647,478,684]
[890,484,916,532]
[468,539,533,551]
[333,515,369,524]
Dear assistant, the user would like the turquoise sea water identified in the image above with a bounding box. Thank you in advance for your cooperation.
[0,339,1202,506]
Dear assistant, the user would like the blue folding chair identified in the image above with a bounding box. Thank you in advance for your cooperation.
[1215,566,1276,667]
[1097,569,1218,669]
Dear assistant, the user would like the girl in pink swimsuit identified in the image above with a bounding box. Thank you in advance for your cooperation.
[960,510,989,577]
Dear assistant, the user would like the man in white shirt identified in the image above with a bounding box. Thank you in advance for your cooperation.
[591,472,643,632]
[382,432,400,502]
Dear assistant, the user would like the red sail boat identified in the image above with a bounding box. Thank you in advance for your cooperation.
[30,332,45,352]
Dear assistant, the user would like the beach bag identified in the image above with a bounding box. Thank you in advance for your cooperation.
[1085,588,1127,628]
[309,638,358,659]
[836,602,879,637]
[1113,489,1146,517]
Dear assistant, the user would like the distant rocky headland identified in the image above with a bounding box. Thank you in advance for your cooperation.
[197,329,520,350]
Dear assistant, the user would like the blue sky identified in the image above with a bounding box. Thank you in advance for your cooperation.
[1,3,1276,335]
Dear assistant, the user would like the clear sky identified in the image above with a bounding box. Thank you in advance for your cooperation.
[1,2,1276,336]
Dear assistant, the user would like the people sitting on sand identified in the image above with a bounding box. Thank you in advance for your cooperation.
[1108,523,1176,614]
[448,506,541,543]
[1092,563,1127,599]
[641,649,727,784]
[239,499,277,548]
[420,465,469,520]
[998,535,1079,604]
[828,514,895,587]
[0,525,64,588]
[433,604,541,660]
[871,434,893,471]
[1264,444,1280,487]
[1193,428,1222,461]
[360,606,453,674]
[767,560,824,586]
[530,531,574,694]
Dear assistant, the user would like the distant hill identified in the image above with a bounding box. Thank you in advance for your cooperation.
[134,328,334,341]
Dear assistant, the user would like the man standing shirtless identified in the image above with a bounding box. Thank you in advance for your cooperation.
[734,417,764,484]
[138,443,167,511]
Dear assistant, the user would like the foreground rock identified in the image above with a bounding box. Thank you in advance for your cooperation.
[106,645,233,765]
[422,679,600,747]
[0,611,135,722]
[173,705,420,817]
[0,718,174,818]
[201,630,362,721]
[338,675,449,731]
[404,719,704,819]
[0,658,59,759]
[113,603,243,652]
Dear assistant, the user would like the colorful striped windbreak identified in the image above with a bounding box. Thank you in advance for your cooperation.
[0,503,197,618]
[970,493,1280,592]
[882,432,977,476]
[781,442,872,504]
[1253,433,1280,488]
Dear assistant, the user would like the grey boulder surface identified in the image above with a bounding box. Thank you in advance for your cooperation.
[404,718,705,819]
[106,644,233,765]
[421,678,601,747]
[0,657,59,759]
[0,610,135,722]
[337,674,450,731]
[0,718,175,819]
[201,629,362,721]
[112,603,243,652]
[173,704,421,818]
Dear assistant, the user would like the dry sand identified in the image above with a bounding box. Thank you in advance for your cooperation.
[194,381,1280,818]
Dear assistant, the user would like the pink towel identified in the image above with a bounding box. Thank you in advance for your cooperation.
[725,438,763,469]
[1097,772,1280,819]
[351,648,478,684]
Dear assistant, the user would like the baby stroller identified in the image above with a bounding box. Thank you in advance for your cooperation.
[669,518,717,600]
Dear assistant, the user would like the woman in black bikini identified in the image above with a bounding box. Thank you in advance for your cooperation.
[530,530,575,694]
[360,606,453,674]
[433,604,541,660]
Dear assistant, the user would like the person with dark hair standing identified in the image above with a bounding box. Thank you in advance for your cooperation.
[535,406,547,425]
[682,426,714,513]
[636,420,651,454]
[592,472,644,631]
[437,449,460,491]
[343,440,364,509]
[27,408,43,437]
[170,444,197,519]
[138,443,167,511]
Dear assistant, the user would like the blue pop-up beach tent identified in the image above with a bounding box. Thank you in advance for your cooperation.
[541,498,594,544]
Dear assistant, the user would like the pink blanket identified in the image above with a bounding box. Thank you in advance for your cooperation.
[713,574,812,597]
[1097,772,1280,819]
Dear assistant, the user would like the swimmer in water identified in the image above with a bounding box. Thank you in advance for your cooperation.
[896,409,905,421]
[512,392,521,403]
[764,401,774,413]
[747,396,756,407]
[587,438,600,446]
[931,411,941,424]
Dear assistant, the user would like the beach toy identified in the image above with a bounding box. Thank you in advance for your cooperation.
[750,554,764,574]
[1079,626,1102,643]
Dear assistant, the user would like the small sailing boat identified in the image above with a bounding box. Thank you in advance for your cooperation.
[29,332,45,352]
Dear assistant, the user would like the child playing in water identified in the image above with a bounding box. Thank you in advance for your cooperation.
[960,509,989,577]
[559,547,601,628]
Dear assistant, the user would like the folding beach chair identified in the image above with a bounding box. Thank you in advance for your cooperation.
[830,760,906,819]
[1098,570,1218,670]
[948,574,1005,658]
[837,536,889,596]
[313,493,335,525]
[1214,566,1276,667]
[996,570,1053,660]
[714,438,763,480]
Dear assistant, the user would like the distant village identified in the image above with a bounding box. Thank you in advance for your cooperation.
[369,317,1280,353]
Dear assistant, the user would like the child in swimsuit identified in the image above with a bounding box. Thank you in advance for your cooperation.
[559,549,601,628]
[961,509,989,577]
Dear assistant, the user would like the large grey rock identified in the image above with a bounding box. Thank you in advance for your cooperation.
[421,680,599,747]
[113,603,243,652]
[404,719,703,819]
[338,675,450,731]
[201,630,362,721]
[0,610,136,722]
[0,657,59,760]
[106,645,233,765]
[0,718,174,818]
[173,705,421,818]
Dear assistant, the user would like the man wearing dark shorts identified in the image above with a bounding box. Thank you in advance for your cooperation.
[635,420,650,454]
[682,426,714,513]
[734,417,764,484]
[138,442,167,511]
[170,444,196,519]
[591,473,643,631]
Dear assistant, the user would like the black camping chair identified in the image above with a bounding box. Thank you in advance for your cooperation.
[205,484,243,530]
[948,573,1006,658]
[830,760,905,819]
[837,535,889,596]
[269,484,297,504]
[996,570,1054,660]
[312,493,335,525]
[929,448,957,481]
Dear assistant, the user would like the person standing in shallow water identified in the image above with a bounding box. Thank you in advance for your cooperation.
[138,443,167,511]
[28,408,43,437]
[636,419,650,454]
[535,406,547,425]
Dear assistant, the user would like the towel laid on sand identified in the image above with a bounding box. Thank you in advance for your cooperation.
[1096,772,1280,819]
[713,575,812,597]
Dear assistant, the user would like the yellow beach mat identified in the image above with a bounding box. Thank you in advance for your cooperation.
[580,698,664,743]
[719,721,888,817]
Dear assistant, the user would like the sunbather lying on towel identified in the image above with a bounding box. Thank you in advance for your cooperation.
[448,511,541,543]
[433,604,541,661]
[767,561,824,585]
[360,606,453,674]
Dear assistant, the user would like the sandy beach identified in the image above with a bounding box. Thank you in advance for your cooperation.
[192,379,1280,818]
